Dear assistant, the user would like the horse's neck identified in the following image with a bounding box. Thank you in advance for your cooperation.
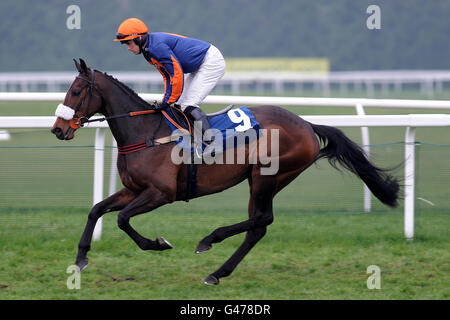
[102,89,161,147]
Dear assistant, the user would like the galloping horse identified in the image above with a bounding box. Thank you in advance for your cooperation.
[51,59,399,285]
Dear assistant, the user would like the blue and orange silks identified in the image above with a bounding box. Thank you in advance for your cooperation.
[142,32,211,104]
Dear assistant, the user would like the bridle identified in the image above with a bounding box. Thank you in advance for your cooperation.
[67,69,101,130]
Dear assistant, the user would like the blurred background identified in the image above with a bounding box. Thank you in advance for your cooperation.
[1,0,450,98]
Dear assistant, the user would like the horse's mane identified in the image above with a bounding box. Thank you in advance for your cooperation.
[98,70,152,108]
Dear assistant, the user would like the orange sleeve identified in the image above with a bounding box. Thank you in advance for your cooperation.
[168,55,184,104]
[150,56,183,104]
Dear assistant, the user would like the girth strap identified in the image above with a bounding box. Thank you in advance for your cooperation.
[185,152,198,201]
[117,136,172,154]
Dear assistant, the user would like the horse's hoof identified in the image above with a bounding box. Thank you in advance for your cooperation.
[76,258,88,272]
[195,242,212,254]
[202,275,219,285]
[157,237,173,250]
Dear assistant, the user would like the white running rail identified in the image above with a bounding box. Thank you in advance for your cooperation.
[1,92,450,240]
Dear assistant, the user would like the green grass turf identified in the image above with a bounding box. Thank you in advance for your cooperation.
[0,207,448,299]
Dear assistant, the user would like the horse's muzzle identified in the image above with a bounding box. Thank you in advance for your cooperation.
[51,127,64,140]
[51,126,73,140]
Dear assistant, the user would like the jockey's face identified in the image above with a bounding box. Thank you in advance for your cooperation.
[125,40,140,55]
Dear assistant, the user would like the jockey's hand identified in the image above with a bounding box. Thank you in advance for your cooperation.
[154,101,169,110]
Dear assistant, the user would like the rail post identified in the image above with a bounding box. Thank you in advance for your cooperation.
[355,104,372,212]
[93,128,106,241]
[404,126,416,240]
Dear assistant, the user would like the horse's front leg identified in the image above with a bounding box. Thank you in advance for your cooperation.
[117,186,174,251]
[75,187,137,271]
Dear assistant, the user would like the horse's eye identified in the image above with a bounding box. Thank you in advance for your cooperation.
[72,91,81,96]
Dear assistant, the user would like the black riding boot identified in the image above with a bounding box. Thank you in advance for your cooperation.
[184,106,211,140]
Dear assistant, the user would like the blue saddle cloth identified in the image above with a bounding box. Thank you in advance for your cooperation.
[163,106,261,153]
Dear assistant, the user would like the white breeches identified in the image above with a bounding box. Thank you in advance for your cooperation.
[177,45,226,111]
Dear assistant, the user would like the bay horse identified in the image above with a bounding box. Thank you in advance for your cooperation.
[51,59,399,285]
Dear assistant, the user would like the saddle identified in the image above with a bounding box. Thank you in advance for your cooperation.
[168,104,234,134]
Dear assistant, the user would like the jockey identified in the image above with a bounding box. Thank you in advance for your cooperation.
[114,17,226,137]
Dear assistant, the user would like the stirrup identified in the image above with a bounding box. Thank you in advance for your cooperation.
[206,105,234,118]
[193,141,217,159]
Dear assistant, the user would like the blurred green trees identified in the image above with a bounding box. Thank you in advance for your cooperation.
[0,0,449,71]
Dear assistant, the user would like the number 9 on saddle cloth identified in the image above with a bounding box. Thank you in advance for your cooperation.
[166,106,261,159]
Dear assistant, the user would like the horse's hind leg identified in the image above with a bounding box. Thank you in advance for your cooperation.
[199,175,276,285]
[75,187,136,271]
[203,225,267,285]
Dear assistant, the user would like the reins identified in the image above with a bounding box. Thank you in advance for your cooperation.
[68,70,193,155]
[71,71,191,133]
[81,107,191,134]
[81,109,157,125]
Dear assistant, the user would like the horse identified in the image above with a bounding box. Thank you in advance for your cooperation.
[51,59,399,285]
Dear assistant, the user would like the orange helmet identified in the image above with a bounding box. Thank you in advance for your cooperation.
[114,18,149,42]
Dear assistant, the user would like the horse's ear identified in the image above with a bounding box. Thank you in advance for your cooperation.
[74,59,82,73]
[79,58,88,74]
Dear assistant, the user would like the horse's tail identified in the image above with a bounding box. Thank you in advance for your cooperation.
[309,122,400,207]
